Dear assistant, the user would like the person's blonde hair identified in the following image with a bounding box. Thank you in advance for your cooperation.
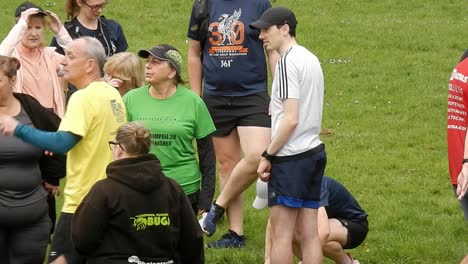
[104,52,144,95]
[116,122,150,156]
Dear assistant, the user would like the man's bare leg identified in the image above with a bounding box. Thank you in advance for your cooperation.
[212,130,242,235]
[295,208,322,264]
[264,219,272,264]
[269,205,298,264]
[216,126,270,206]
[266,217,303,264]
[204,126,270,236]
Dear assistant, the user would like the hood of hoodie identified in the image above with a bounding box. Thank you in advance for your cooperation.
[106,154,165,193]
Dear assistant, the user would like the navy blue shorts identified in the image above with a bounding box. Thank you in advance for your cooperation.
[268,144,326,209]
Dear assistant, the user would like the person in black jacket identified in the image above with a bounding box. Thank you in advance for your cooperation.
[0,55,65,263]
[72,122,204,264]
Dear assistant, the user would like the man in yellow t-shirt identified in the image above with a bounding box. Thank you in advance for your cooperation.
[59,81,126,214]
[0,37,126,264]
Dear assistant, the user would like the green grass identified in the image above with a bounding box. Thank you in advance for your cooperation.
[1,0,468,263]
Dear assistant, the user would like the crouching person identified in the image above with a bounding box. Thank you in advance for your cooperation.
[72,122,204,264]
[262,176,368,264]
[314,176,368,264]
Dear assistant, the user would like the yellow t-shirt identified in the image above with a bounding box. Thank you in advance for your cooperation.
[59,81,126,213]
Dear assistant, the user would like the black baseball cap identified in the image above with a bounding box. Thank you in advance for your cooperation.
[15,1,47,18]
[138,44,183,74]
[250,6,297,30]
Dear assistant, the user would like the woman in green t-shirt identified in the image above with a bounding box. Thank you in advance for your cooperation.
[123,44,216,216]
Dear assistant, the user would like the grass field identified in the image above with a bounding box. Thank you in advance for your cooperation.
[1,0,468,263]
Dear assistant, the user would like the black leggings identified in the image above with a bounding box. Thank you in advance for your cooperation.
[0,197,51,264]
[187,190,200,215]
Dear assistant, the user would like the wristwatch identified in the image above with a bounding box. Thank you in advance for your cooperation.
[262,149,274,161]
[463,159,468,164]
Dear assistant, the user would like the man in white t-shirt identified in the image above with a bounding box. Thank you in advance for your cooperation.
[251,7,326,264]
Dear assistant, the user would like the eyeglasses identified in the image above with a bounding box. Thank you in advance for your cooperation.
[83,1,108,11]
[108,141,124,151]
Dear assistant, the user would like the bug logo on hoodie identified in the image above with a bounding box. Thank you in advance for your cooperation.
[130,213,171,231]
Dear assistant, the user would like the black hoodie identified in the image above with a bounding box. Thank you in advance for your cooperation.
[71,154,204,264]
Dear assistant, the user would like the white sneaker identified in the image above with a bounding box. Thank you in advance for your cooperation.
[353,260,360,264]
[198,212,207,230]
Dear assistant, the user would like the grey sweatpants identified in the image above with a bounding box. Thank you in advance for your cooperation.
[0,197,51,264]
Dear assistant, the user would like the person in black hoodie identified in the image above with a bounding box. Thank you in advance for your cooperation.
[71,122,204,264]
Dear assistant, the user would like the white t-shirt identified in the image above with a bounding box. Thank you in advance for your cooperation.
[270,45,324,156]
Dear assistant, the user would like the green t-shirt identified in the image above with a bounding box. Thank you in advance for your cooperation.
[123,85,216,194]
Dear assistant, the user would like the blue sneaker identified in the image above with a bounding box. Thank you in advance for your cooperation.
[202,202,225,236]
[206,230,246,248]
